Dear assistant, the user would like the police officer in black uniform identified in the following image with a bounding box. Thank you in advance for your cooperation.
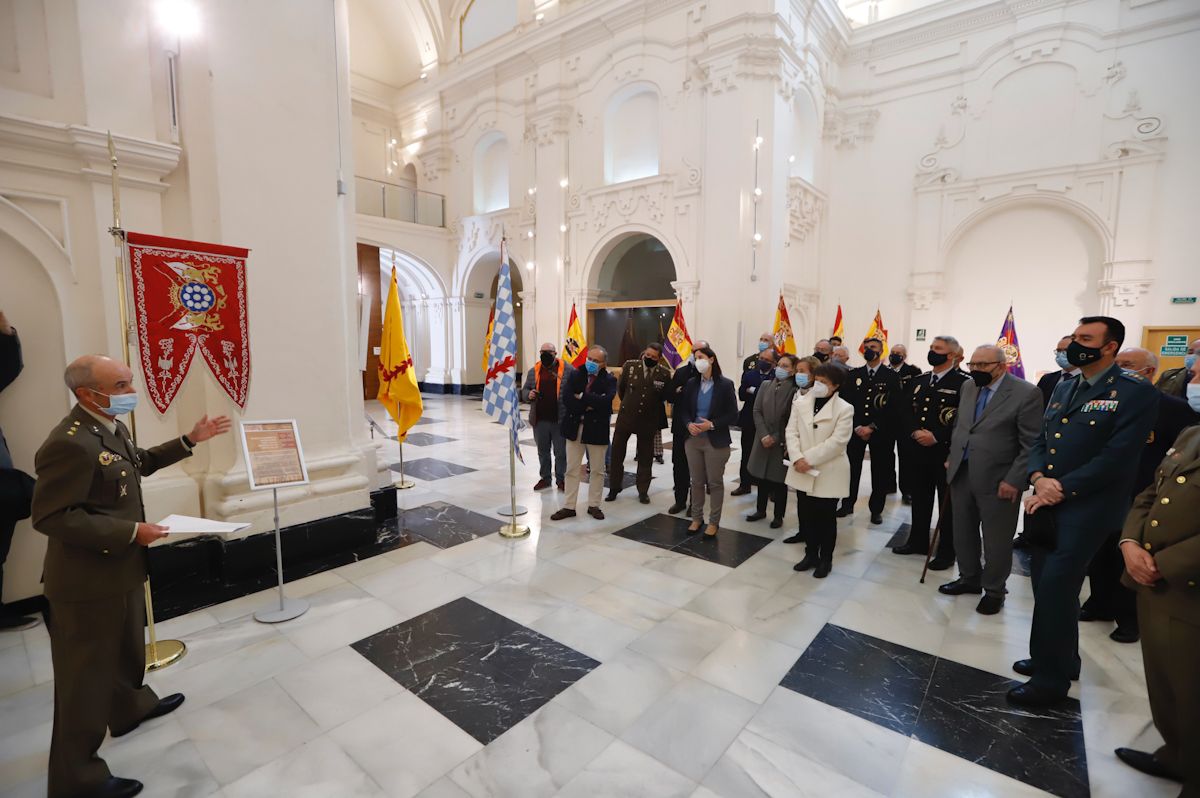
[840,338,901,524]
[893,335,967,568]
[888,344,923,505]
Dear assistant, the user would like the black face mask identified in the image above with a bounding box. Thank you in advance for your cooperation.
[643,357,657,369]
[926,351,949,367]
[813,351,830,362]
[969,369,993,388]
[1066,340,1105,368]
[758,359,773,372]
[888,353,904,366]
[863,349,880,363]
[540,352,555,367]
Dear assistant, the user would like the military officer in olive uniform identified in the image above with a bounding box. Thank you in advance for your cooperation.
[840,338,901,524]
[1013,317,1158,707]
[607,342,672,504]
[32,355,231,798]
[892,335,967,568]
[1114,425,1200,796]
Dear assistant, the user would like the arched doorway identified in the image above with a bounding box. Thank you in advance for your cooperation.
[588,232,677,364]
[462,250,525,386]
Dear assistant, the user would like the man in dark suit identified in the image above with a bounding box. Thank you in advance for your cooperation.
[732,347,777,496]
[0,310,38,630]
[1080,347,1199,643]
[607,342,671,504]
[666,340,708,514]
[32,354,231,798]
[552,346,618,521]
[887,344,923,505]
[1011,317,1158,707]
[1035,335,1077,409]
[893,336,967,570]
[840,338,901,524]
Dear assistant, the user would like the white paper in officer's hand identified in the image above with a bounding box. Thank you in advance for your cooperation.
[155,514,250,535]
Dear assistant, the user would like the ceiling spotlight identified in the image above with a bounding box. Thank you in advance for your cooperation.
[419,71,428,80]
[527,230,534,239]
[527,187,536,196]
[154,0,201,40]
[753,232,763,243]
[753,187,762,197]
[754,136,764,148]
[527,261,535,269]
[559,223,567,233]
[559,178,569,188]
[535,12,545,21]
[788,154,796,163]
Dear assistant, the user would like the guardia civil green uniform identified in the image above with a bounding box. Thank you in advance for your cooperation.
[32,405,192,798]
[609,358,671,499]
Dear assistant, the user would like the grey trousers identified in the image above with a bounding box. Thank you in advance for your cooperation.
[685,435,731,525]
[950,463,1020,598]
[534,419,567,482]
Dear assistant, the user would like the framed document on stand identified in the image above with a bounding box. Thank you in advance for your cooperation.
[239,419,311,623]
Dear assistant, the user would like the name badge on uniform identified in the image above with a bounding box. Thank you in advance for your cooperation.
[1081,399,1118,413]
[937,388,957,395]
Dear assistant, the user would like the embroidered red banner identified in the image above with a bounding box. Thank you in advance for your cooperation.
[126,232,251,413]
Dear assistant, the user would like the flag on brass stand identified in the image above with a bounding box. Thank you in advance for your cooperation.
[772,295,797,355]
[662,300,694,368]
[482,240,524,463]
[378,267,424,439]
[482,302,495,373]
[562,303,587,368]
[859,309,889,356]
[831,304,844,339]
[996,305,1026,379]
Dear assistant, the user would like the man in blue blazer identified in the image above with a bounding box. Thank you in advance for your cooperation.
[552,346,618,521]
[1011,316,1158,706]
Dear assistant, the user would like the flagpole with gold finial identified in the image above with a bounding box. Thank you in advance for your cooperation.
[107,132,187,672]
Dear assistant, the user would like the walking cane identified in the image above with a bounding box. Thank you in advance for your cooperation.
[920,491,952,585]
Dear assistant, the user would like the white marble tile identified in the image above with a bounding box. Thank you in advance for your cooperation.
[744,688,910,796]
[718,554,795,595]
[101,717,220,798]
[529,604,643,662]
[574,584,677,632]
[552,544,641,584]
[552,649,685,736]
[345,558,452,599]
[329,691,481,798]
[828,580,953,655]
[503,560,603,601]
[744,593,835,651]
[691,631,802,704]
[0,644,33,698]
[179,679,322,785]
[151,634,307,716]
[382,540,442,565]
[610,565,709,607]
[276,647,404,731]
[466,580,566,626]
[454,549,540,585]
[159,616,281,676]
[621,676,758,782]
[415,776,473,798]
[335,553,406,582]
[891,739,1050,798]
[0,682,53,742]
[628,610,736,672]
[281,596,403,659]
[556,739,697,798]
[380,570,484,622]
[428,536,507,570]
[773,569,858,610]
[206,570,346,624]
[223,734,383,798]
[703,726,885,798]
[682,579,776,628]
[0,718,51,796]
[22,631,52,686]
[151,609,222,642]
[447,703,612,798]
[639,551,731,587]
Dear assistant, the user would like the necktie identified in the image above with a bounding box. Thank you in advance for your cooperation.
[1069,378,1089,407]
[974,386,991,422]
[586,375,596,391]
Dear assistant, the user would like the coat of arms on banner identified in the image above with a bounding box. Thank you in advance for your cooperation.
[126,232,251,413]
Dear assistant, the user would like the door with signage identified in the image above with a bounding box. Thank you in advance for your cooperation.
[1141,327,1200,375]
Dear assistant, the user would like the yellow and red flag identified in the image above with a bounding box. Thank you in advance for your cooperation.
[481,302,495,373]
[831,304,844,339]
[772,295,797,355]
[663,301,694,368]
[563,303,587,368]
[378,267,423,440]
[858,308,889,357]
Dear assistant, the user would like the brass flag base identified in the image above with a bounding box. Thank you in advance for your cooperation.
[499,522,530,539]
[145,639,187,672]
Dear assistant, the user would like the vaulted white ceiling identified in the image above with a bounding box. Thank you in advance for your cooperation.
[348,0,447,88]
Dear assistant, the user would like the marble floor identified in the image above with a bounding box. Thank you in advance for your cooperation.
[0,395,1178,798]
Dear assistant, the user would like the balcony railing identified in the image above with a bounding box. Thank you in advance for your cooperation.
[355,176,445,227]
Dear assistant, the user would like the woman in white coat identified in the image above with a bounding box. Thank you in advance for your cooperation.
[784,363,855,578]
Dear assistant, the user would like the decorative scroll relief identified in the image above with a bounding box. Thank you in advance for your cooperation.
[822,106,879,149]
[786,178,826,243]
[906,287,943,312]
[455,210,520,257]
[916,96,970,186]
[1099,279,1152,309]
[569,175,678,233]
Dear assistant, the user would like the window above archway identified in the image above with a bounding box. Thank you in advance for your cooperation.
[605,86,660,185]
[473,132,510,214]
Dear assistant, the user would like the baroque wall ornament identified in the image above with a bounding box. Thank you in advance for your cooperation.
[915,96,969,186]
[786,178,826,243]
[822,106,879,149]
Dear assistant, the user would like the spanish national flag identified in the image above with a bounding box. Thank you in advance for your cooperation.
[378,267,423,440]
[858,309,889,357]
[662,301,693,368]
[562,303,587,368]
[831,304,844,339]
[772,295,797,355]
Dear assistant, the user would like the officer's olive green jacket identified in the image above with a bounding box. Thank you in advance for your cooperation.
[1122,424,1200,622]
[32,404,191,602]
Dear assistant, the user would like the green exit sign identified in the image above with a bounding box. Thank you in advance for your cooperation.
[1171,296,1197,304]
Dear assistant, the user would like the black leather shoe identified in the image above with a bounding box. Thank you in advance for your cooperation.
[550,508,577,521]
[111,694,185,738]
[0,614,39,631]
[1012,534,1031,550]
[976,595,1005,615]
[1006,682,1068,707]
[891,543,927,556]
[1114,748,1184,782]
[604,492,618,503]
[869,514,883,525]
[793,553,818,572]
[813,562,831,579]
[667,503,686,514]
[836,505,852,518]
[1110,627,1139,644]
[587,507,605,520]
[901,495,912,505]
[81,776,144,798]
[746,511,767,522]
[938,579,982,596]
[1079,607,1115,622]
[782,533,804,544]
[927,556,955,571]
[769,518,783,529]
[638,494,650,505]
[1012,659,1079,681]
[730,485,751,496]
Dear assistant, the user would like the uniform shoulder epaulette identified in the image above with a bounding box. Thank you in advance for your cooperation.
[1118,371,1146,382]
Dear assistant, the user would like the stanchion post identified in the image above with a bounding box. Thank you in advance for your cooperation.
[499,439,529,538]
[254,488,309,623]
[396,436,414,490]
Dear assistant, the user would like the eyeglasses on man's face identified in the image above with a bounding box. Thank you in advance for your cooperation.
[965,361,1004,370]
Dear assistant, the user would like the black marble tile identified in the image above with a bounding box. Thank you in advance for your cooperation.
[389,457,476,480]
[613,513,773,568]
[352,598,599,744]
[398,432,458,446]
[781,624,936,735]
[887,523,911,548]
[914,659,1088,798]
[402,501,505,548]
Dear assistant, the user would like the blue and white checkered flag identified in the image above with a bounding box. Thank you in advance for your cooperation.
[481,242,525,463]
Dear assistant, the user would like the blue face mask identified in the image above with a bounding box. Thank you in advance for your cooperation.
[774,367,790,381]
[794,373,810,389]
[758,341,770,352]
[585,360,600,375]
[94,390,138,415]
[1186,353,1198,372]
[1188,384,1200,413]
[1054,351,1071,370]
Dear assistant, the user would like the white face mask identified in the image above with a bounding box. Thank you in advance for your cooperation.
[695,358,711,375]
[809,382,830,399]
[1187,383,1200,413]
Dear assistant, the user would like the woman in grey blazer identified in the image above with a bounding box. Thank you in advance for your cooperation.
[746,354,807,527]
